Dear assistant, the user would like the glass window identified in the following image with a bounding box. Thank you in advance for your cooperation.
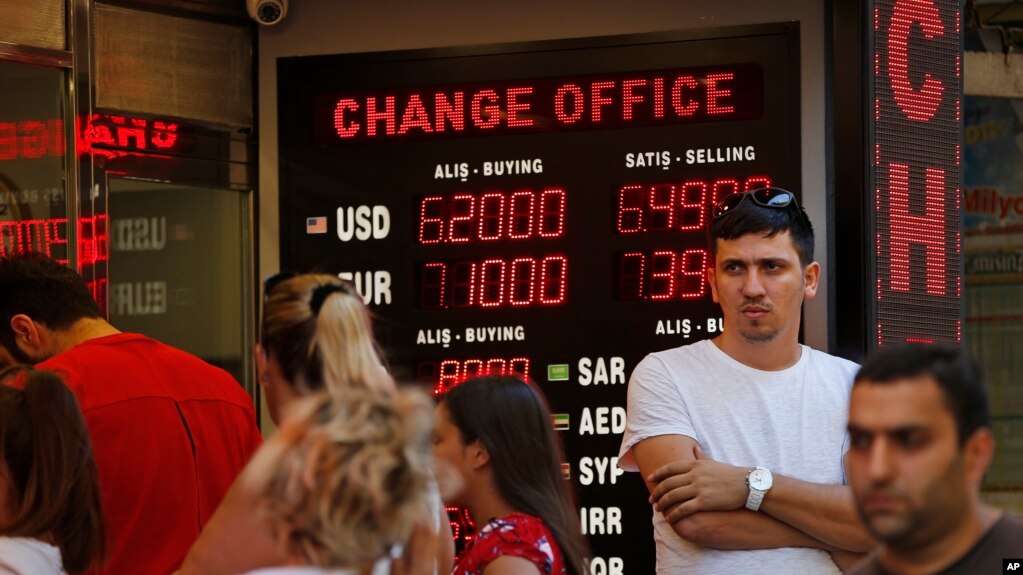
[0,60,67,262]
[108,178,251,386]
[963,93,1023,508]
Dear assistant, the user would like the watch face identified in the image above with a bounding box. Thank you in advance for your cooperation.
[749,468,773,491]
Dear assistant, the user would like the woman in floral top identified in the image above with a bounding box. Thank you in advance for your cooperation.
[433,375,589,575]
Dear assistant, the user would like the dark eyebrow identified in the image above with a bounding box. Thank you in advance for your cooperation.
[847,424,865,433]
[846,424,929,436]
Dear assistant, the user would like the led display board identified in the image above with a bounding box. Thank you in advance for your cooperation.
[278,24,800,573]
[870,0,963,347]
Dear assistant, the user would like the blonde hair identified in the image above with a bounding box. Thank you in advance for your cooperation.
[262,274,392,396]
[250,387,433,567]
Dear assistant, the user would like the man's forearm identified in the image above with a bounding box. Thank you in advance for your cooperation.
[760,476,874,552]
[670,509,842,551]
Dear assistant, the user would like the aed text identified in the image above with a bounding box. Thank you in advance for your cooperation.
[579,407,626,435]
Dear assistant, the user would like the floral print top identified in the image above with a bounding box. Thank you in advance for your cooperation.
[452,513,567,575]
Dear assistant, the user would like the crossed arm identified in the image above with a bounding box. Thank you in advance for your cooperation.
[632,434,874,562]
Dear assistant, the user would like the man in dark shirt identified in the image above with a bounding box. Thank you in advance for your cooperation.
[846,344,1023,575]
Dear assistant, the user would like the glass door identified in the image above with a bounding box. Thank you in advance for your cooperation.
[107,177,253,393]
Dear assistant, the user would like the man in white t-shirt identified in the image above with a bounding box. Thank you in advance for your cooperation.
[619,187,875,574]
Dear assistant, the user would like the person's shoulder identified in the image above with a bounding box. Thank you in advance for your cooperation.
[641,338,710,364]
[995,512,1023,536]
[803,347,860,378]
[124,334,239,380]
[0,537,65,575]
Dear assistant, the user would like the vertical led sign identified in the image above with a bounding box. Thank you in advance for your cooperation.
[871,0,962,347]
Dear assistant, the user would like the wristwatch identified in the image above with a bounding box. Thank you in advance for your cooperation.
[745,467,773,511]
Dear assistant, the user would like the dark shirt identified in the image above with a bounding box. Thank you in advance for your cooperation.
[851,513,1023,575]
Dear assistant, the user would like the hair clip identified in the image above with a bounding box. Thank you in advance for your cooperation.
[309,284,348,316]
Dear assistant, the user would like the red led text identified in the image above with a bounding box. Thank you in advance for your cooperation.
[0,218,68,263]
[0,114,179,161]
[616,175,771,234]
[617,249,709,301]
[874,0,960,345]
[423,357,531,395]
[419,255,568,309]
[419,188,566,244]
[318,64,764,143]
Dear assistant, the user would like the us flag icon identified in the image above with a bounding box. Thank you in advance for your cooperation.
[306,216,327,234]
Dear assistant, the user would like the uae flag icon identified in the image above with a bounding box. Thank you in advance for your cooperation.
[306,216,327,234]
[552,413,570,431]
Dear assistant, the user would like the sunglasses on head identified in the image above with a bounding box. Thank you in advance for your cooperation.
[712,187,798,219]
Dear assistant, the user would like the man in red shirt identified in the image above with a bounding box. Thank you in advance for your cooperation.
[0,253,262,574]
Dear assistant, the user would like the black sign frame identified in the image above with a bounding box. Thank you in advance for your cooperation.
[278,23,801,573]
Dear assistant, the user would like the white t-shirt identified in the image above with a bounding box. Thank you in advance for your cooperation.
[0,537,67,575]
[619,339,859,575]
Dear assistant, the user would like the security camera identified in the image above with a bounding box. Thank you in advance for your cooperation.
[247,0,287,25]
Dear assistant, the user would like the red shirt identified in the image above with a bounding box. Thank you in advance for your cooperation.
[39,333,263,575]
[453,513,568,575]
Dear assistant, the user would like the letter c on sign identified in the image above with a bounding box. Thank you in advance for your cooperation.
[887,0,946,122]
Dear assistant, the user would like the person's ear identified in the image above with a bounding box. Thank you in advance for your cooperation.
[707,265,720,304]
[963,427,994,488]
[9,315,44,359]
[803,262,821,299]
[466,438,490,470]
[255,343,270,391]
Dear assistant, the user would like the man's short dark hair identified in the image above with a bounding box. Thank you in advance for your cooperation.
[708,192,815,268]
[0,253,102,358]
[854,344,990,446]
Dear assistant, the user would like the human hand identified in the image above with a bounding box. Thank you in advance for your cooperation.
[647,445,750,522]
[391,519,440,575]
[829,549,868,573]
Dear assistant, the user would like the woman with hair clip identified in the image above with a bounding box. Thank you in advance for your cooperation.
[181,273,451,575]
[255,273,393,423]
[433,375,590,575]
[0,367,105,574]
[240,387,434,575]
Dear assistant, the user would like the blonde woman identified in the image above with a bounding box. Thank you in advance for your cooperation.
[182,274,451,575]
[241,387,433,575]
